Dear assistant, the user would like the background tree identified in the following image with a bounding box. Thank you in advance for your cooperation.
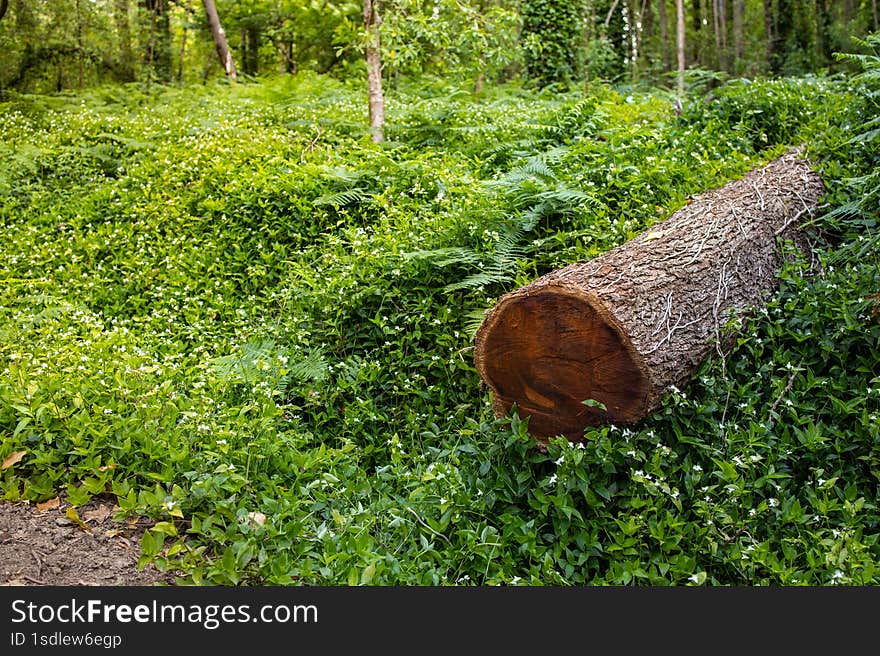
[203,0,237,79]
[364,0,384,143]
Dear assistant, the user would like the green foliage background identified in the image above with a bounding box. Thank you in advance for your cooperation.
[0,31,879,584]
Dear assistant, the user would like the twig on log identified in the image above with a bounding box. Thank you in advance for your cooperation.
[688,204,720,263]
[774,206,811,236]
[651,293,674,336]
[750,179,765,211]
[645,312,700,354]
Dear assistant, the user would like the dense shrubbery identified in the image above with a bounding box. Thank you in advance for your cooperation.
[0,65,877,584]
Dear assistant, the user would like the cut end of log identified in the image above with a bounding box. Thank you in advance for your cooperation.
[474,285,650,441]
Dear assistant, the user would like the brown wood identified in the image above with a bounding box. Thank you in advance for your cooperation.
[473,148,824,442]
[202,0,237,80]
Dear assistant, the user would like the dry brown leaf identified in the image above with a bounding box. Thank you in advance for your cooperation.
[1,450,26,470]
[82,506,113,524]
[36,497,60,513]
[97,464,117,472]
[246,511,267,527]
[644,230,664,242]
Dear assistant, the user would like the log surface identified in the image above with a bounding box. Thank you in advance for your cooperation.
[473,147,824,441]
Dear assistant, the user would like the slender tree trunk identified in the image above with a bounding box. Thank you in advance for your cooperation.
[842,0,853,24]
[363,0,385,143]
[763,0,775,72]
[114,0,135,82]
[716,0,727,71]
[658,0,671,72]
[872,0,878,31]
[474,51,486,94]
[676,0,685,98]
[245,26,260,76]
[178,7,189,81]
[146,1,156,89]
[640,0,654,68]
[691,0,701,65]
[286,41,296,73]
[76,0,84,88]
[712,0,722,69]
[732,0,744,66]
[202,0,237,79]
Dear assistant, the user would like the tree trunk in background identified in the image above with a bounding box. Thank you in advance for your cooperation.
[142,1,173,83]
[638,0,653,74]
[75,0,84,88]
[244,26,260,76]
[363,0,385,143]
[0,0,7,22]
[658,0,671,72]
[733,0,744,67]
[763,0,775,72]
[676,0,685,97]
[815,0,831,65]
[178,5,189,81]
[691,0,701,66]
[842,0,853,24]
[872,0,878,32]
[712,0,722,70]
[473,148,824,442]
[715,0,727,71]
[114,0,135,82]
[202,0,237,79]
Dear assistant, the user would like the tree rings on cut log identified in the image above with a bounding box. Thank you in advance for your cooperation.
[475,285,650,438]
[474,147,825,442]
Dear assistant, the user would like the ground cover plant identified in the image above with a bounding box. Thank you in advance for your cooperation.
[1,49,878,584]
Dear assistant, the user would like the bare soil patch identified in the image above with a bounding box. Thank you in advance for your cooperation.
[0,498,178,586]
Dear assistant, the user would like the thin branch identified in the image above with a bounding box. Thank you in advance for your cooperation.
[406,507,451,545]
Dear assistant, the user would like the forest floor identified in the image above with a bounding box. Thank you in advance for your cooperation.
[0,499,177,586]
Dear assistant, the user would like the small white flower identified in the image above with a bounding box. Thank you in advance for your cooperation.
[548,474,558,485]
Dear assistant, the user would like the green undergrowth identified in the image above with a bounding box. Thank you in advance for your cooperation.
[0,66,877,585]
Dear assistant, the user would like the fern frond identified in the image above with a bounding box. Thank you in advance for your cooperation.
[463,307,490,341]
[313,189,369,207]
[286,350,329,384]
[443,269,514,293]
[402,247,483,267]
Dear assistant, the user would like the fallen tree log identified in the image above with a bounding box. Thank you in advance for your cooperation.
[473,147,824,442]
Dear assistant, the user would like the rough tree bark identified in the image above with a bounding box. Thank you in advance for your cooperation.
[473,148,824,442]
[202,0,237,80]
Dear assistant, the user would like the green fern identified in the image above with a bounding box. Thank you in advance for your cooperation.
[313,188,370,207]
[409,156,595,294]
[208,339,327,393]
